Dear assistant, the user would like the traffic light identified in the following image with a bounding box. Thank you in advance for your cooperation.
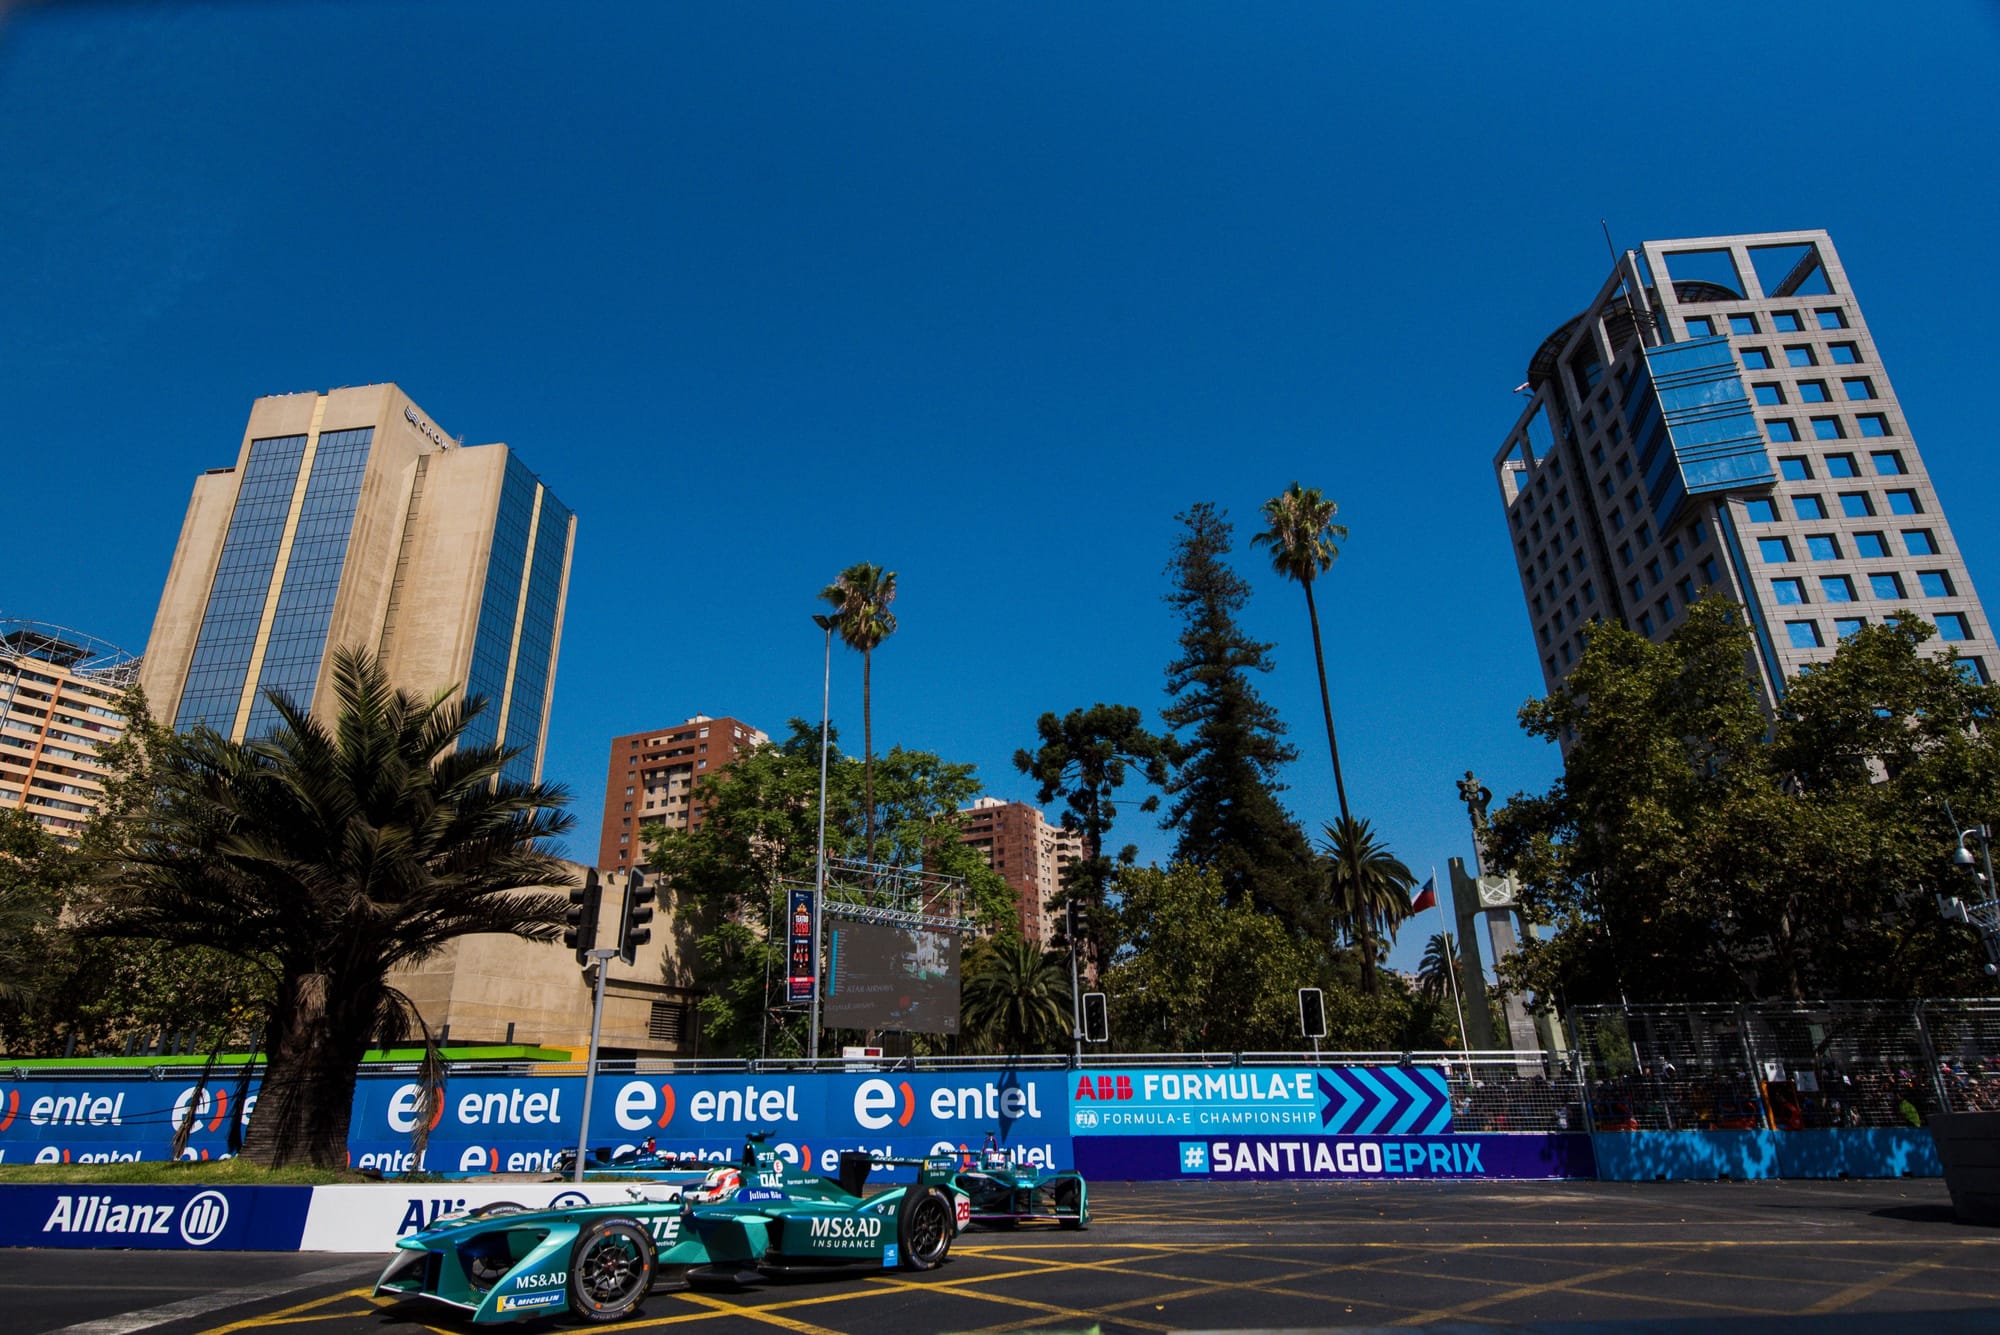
[618,871,656,966]
[1081,991,1108,1044]
[565,869,602,965]
[1299,987,1327,1040]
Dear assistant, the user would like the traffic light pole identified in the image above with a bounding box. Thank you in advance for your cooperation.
[572,947,619,1184]
[1067,899,1083,1065]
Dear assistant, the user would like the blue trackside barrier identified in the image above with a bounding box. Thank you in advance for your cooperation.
[1590,1129,1940,1181]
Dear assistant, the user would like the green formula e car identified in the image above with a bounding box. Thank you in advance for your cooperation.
[952,1134,1089,1229]
[374,1136,970,1323]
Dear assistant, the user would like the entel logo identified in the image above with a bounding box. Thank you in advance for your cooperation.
[853,1079,1046,1130]
[614,1080,796,1131]
[171,1086,251,1136]
[180,1191,230,1245]
[384,1085,448,1135]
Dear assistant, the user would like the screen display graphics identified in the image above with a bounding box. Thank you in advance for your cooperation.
[824,921,961,1034]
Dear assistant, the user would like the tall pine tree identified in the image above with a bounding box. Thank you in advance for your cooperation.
[1160,503,1320,934]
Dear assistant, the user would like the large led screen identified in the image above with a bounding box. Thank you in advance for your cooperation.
[824,920,962,1034]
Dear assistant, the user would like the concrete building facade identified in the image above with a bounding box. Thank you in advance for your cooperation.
[598,715,769,873]
[393,865,699,1058]
[1497,230,1993,709]
[957,796,1086,947]
[141,385,574,782]
[0,620,140,842]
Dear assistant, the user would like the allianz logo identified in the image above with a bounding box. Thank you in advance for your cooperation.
[42,1191,231,1246]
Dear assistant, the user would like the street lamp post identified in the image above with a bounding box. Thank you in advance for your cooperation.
[810,613,836,1062]
[1946,824,2000,980]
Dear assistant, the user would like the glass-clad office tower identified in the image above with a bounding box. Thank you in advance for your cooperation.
[142,385,575,784]
[1496,230,1992,716]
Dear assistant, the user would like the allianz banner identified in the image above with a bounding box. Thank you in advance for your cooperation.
[1067,1066,1452,1138]
[0,1184,310,1249]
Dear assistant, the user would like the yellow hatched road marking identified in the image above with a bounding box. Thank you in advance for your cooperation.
[667,1290,847,1335]
[197,1286,372,1335]
[1804,1253,1948,1314]
[1393,1250,1705,1327]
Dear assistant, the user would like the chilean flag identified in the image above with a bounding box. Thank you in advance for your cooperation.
[1410,875,1437,913]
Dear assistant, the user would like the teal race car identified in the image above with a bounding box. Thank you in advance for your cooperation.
[952,1133,1089,1229]
[373,1135,971,1323]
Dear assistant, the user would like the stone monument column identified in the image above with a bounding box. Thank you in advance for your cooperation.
[1454,771,1542,1055]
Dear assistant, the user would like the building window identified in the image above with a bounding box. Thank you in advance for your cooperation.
[1828,342,1861,365]
[1887,490,1921,515]
[1786,620,1823,648]
[1701,557,1720,584]
[1759,537,1794,563]
[1637,613,1654,636]
[1870,573,1906,600]
[1773,311,1803,332]
[1741,347,1773,369]
[1835,617,1866,639]
[1798,380,1830,403]
[1903,528,1939,556]
[1659,595,1675,622]
[1936,613,1972,642]
[1806,535,1840,560]
[1745,498,1778,523]
[1812,417,1845,440]
[648,1001,687,1043]
[1729,314,1759,335]
[1820,576,1856,603]
[1628,577,1644,601]
[1679,576,1697,602]
[1778,456,1811,481]
[1840,492,1875,518]
[1618,542,1633,567]
[1767,419,1799,442]
[1785,346,1817,367]
[1919,571,1954,598]
[1646,558,1664,583]
[1962,658,1991,685]
[1772,578,1807,605]
[1843,377,1877,401]
[1754,384,1785,405]
[1794,495,1828,521]
[1858,414,1891,438]
[1816,308,1848,329]
[1668,537,1686,565]
[1855,531,1889,558]
[1685,316,1715,337]
[1825,453,1858,478]
[1870,450,1906,476]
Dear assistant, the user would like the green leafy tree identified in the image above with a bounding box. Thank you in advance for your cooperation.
[1160,503,1319,931]
[1487,599,1996,1005]
[819,563,899,866]
[85,648,574,1167]
[1105,863,1314,1052]
[961,936,1072,1054]
[1014,703,1175,975]
[1321,815,1416,996]
[1416,932,1457,1004]
[645,724,1015,1055]
[1252,481,1353,826]
[0,808,71,1005]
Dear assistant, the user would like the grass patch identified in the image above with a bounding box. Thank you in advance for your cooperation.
[0,1159,376,1186]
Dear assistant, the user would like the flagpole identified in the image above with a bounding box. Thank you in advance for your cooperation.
[1432,865,1471,1061]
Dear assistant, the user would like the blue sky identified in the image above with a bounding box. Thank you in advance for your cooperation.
[5,3,1998,975]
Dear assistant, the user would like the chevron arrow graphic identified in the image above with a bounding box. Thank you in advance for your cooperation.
[1348,1066,1396,1135]
[1318,1071,1363,1133]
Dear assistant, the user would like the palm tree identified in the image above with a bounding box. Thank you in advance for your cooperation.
[961,935,1072,1054]
[87,647,575,1168]
[818,563,898,866]
[1416,932,1457,1002]
[1252,482,1352,826]
[1321,815,1415,996]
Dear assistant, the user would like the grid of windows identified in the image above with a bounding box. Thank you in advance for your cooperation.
[460,455,541,756]
[175,436,308,732]
[499,486,574,785]
[243,428,375,737]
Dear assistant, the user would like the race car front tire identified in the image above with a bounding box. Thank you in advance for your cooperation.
[568,1219,656,1322]
[897,1188,955,1271]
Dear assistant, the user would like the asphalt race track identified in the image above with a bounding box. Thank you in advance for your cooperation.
[5,1179,1999,1335]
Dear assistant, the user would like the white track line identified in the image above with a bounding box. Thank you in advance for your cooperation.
[46,1259,379,1335]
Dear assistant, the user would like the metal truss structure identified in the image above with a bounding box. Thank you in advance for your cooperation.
[807,855,979,933]
[0,617,142,687]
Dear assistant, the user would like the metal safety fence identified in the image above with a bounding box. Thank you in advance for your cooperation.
[1568,999,2000,1131]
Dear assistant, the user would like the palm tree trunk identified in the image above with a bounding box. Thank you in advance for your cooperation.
[239,972,374,1169]
[862,646,876,866]
[1303,579,1351,826]
[1360,931,1378,996]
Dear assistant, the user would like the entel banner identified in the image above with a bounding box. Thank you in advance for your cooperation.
[1068,1066,1452,1138]
[0,1079,253,1163]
